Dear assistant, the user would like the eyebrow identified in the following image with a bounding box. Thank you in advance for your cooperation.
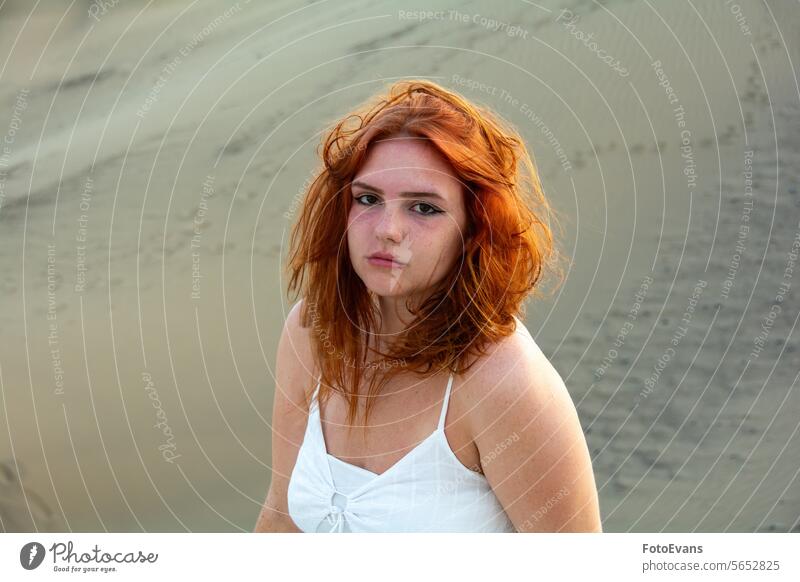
[350,180,447,203]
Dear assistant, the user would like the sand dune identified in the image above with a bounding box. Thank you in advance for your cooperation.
[1,0,798,532]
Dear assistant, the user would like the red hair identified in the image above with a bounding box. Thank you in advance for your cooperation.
[287,79,564,430]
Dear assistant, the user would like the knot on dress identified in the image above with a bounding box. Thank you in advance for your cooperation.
[325,490,349,533]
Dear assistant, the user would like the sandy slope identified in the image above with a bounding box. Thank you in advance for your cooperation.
[0,0,798,532]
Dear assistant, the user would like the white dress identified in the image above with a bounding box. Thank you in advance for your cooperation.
[287,372,517,532]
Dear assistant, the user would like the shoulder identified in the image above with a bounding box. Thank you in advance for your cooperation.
[283,299,305,336]
[456,317,602,531]
[258,300,319,532]
[458,317,564,416]
[277,299,319,406]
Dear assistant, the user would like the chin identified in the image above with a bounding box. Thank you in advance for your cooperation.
[363,277,408,297]
[352,259,402,291]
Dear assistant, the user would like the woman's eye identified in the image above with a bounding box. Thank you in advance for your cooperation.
[412,202,442,216]
[355,194,378,205]
[354,194,441,216]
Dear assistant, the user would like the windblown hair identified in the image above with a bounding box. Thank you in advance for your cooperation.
[286,78,564,431]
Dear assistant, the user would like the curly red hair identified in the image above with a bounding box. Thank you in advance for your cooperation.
[286,78,564,430]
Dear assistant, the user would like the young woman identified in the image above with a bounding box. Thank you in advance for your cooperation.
[255,79,601,533]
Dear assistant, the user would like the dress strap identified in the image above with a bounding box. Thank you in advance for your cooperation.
[437,372,455,430]
[310,377,321,410]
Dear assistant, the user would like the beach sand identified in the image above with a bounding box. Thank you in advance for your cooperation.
[0,0,798,532]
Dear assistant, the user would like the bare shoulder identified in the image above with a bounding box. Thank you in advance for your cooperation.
[457,317,602,532]
[253,299,317,532]
[457,317,563,414]
[280,298,319,406]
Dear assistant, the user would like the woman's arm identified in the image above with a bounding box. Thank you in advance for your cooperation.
[466,330,603,532]
[254,300,316,533]
[254,479,302,532]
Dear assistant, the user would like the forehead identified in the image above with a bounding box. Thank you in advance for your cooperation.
[353,137,462,194]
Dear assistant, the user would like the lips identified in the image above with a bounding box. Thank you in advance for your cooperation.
[367,252,406,267]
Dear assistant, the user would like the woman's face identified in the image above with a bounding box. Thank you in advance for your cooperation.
[347,136,470,302]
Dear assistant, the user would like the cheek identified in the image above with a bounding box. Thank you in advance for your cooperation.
[347,204,373,229]
[347,205,364,231]
[346,209,376,259]
[346,207,365,238]
[418,227,462,268]
[440,234,463,267]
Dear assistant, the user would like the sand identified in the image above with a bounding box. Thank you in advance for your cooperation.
[0,0,798,532]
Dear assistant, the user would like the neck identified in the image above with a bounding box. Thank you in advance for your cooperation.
[375,294,415,336]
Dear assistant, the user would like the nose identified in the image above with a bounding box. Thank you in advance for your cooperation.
[374,201,404,243]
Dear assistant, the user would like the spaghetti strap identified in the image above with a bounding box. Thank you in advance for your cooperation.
[309,377,321,410]
[437,373,455,430]
[287,364,516,533]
